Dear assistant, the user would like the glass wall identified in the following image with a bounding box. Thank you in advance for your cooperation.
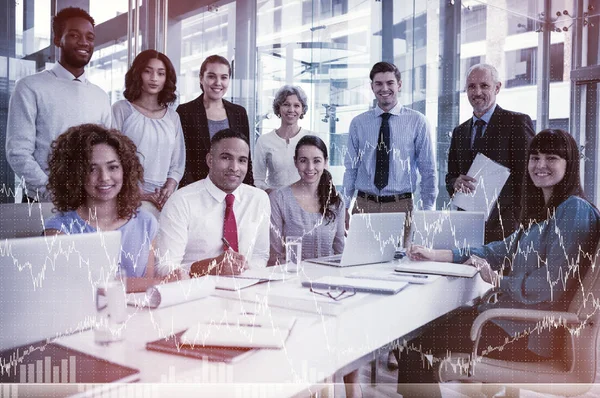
[174,3,236,104]
[254,0,381,184]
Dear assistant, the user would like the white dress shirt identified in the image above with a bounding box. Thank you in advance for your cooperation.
[155,177,271,276]
[5,62,111,200]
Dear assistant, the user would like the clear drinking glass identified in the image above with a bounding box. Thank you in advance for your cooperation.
[285,236,303,273]
[94,274,127,345]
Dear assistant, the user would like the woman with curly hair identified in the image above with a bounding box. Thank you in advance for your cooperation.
[44,124,159,289]
[112,49,185,215]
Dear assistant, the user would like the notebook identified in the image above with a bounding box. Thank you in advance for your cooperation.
[306,212,406,267]
[394,261,478,278]
[409,210,485,251]
[302,276,408,294]
[146,331,255,364]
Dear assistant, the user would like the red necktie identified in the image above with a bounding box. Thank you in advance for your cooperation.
[223,194,239,252]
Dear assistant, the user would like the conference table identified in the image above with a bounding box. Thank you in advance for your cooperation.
[18,260,490,397]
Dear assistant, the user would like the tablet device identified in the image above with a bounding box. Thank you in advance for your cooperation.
[146,331,255,364]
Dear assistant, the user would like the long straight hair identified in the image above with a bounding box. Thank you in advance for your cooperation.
[520,129,586,224]
[294,135,342,223]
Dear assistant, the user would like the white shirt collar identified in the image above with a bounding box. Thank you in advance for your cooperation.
[205,176,242,203]
[50,62,88,83]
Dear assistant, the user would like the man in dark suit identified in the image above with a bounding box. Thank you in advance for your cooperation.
[176,55,253,188]
[446,63,535,243]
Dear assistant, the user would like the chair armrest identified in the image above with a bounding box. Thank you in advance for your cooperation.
[470,308,581,357]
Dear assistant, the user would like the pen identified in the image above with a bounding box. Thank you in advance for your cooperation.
[222,237,233,251]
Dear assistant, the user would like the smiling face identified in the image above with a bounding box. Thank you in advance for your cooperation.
[207,138,249,193]
[54,17,95,74]
[371,71,400,111]
[140,58,166,96]
[528,152,567,202]
[84,143,123,207]
[279,94,303,126]
[295,144,326,185]
[466,68,501,117]
[200,62,230,101]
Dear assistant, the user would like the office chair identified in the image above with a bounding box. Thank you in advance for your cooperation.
[436,241,600,397]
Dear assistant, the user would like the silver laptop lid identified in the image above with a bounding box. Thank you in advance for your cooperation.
[342,212,406,266]
[0,231,121,350]
[410,210,485,251]
[0,203,55,239]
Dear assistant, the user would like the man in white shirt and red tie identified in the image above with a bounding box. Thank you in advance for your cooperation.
[155,129,270,277]
[5,7,111,202]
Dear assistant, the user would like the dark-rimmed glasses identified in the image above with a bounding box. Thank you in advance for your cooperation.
[309,286,356,301]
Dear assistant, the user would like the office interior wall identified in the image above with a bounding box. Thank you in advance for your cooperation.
[0,0,598,206]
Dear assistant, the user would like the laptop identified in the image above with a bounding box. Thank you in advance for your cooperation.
[306,212,406,267]
[409,210,485,250]
[0,231,140,384]
[0,202,54,239]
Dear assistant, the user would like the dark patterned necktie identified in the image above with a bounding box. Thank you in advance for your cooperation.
[471,119,486,159]
[374,112,392,190]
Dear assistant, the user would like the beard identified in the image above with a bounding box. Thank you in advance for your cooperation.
[63,51,91,69]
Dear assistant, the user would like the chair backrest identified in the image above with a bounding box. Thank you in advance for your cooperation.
[563,240,600,381]
[0,203,54,239]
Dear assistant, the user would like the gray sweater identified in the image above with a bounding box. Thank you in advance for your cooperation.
[269,186,345,265]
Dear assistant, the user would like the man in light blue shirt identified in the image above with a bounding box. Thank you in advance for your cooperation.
[342,62,438,236]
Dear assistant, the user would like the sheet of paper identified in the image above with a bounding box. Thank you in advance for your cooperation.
[180,311,296,349]
[451,153,511,220]
[223,267,287,281]
[214,277,263,291]
[347,269,441,284]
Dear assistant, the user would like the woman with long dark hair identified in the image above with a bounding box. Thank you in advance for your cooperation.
[269,135,344,264]
[398,129,600,396]
[268,134,362,396]
[112,49,185,215]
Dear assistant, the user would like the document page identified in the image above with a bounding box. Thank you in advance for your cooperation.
[452,153,510,220]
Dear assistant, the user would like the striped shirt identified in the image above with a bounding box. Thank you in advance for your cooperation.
[342,102,438,209]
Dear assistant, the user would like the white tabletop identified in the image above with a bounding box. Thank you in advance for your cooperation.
[54,260,491,396]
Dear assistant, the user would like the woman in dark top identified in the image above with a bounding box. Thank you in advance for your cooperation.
[176,54,253,187]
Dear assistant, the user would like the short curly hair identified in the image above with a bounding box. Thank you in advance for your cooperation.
[123,50,177,106]
[47,124,143,220]
[272,85,309,119]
